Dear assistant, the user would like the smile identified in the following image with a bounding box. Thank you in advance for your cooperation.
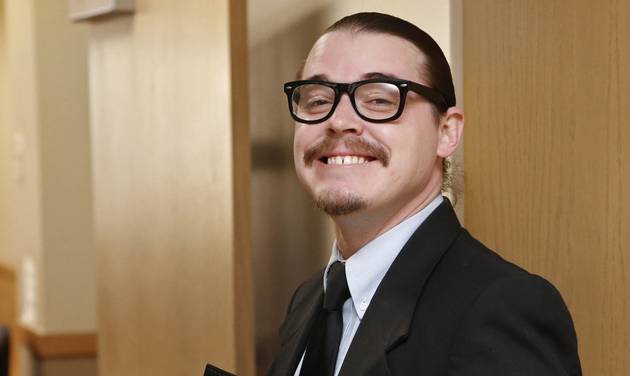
[322,155,375,165]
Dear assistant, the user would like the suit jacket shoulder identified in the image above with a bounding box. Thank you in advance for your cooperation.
[382,227,582,375]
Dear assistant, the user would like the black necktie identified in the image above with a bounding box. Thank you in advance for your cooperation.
[300,261,351,376]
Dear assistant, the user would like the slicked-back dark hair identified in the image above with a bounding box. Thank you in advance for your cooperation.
[326,12,456,114]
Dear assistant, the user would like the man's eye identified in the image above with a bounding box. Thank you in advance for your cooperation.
[306,97,333,108]
[362,95,396,107]
[368,97,393,105]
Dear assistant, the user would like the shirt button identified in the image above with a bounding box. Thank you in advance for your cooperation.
[359,298,368,311]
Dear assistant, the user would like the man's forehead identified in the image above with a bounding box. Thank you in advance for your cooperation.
[302,30,426,82]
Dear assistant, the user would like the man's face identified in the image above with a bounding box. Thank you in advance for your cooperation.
[293,31,443,218]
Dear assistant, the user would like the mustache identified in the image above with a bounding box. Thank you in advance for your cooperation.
[303,136,390,167]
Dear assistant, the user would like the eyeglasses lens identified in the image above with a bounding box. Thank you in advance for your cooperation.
[291,84,335,122]
[354,82,400,120]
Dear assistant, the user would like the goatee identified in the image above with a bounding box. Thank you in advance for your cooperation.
[314,189,367,216]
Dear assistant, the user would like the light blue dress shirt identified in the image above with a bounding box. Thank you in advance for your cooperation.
[294,194,444,376]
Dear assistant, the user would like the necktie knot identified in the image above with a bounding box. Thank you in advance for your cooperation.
[324,261,350,311]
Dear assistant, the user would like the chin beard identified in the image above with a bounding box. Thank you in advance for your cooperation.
[314,189,367,216]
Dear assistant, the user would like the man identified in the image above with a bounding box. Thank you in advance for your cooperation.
[268,12,581,376]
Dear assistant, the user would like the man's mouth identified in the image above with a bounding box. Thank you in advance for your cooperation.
[304,137,390,167]
[320,155,377,165]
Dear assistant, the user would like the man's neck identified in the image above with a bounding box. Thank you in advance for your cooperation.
[333,181,443,259]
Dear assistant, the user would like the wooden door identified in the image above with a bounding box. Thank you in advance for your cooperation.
[87,1,254,374]
[464,1,630,374]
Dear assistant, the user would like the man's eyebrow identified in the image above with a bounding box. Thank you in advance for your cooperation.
[362,72,400,80]
[303,74,328,81]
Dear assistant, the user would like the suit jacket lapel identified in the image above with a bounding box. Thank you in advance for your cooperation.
[339,200,462,376]
[269,275,324,376]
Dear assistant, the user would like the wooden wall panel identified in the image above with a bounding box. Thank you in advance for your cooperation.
[87,0,254,375]
[0,265,15,326]
[464,1,629,375]
[229,0,256,374]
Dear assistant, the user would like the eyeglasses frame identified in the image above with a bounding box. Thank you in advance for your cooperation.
[283,78,448,125]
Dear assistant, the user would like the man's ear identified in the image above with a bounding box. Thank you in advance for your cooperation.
[436,106,464,158]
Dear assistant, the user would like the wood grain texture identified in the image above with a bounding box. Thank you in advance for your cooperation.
[464,1,629,375]
[229,0,256,375]
[88,0,254,374]
[0,264,15,324]
[17,326,97,359]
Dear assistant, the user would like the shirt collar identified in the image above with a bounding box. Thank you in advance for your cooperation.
[324,194,444,319]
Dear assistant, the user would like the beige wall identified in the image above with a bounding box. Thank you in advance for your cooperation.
[34,0,95,335]
[2,0,97,375]
[4,0,95,336]
[3,0,41,285]
[0,0,12,269]
[248,1,463,372]
[5,0,45,334]
[87,0,254,375]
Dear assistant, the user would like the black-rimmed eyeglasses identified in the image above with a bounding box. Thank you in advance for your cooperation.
[283,78,448,124]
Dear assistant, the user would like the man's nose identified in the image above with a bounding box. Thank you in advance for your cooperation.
[326,94,364,135]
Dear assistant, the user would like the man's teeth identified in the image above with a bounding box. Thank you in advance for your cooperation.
[326,156,369,165]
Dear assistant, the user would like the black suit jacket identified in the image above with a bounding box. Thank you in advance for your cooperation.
[268,200,582,376]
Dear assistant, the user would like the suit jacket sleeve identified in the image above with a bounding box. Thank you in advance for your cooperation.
[446,274,582,376]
